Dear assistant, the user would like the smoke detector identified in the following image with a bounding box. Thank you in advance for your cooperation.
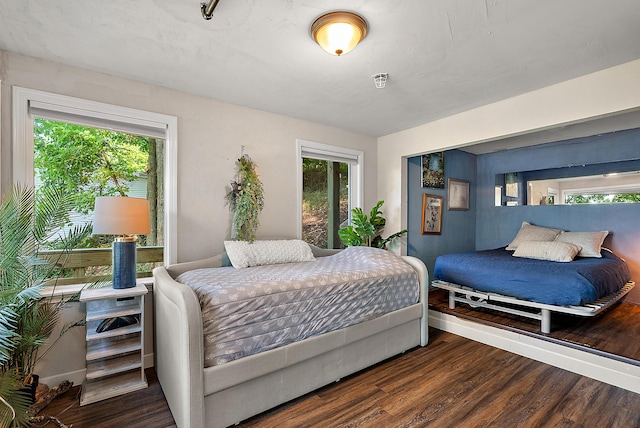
[372,73,388,89]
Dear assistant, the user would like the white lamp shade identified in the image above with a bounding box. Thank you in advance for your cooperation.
[93,196,151,235]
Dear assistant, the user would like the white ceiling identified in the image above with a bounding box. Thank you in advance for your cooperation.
[2,0,640,140]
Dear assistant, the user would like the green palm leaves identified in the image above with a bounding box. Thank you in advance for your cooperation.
[0,185,92,426]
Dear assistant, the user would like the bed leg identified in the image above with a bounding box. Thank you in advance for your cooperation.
[448,291,456,309]
[541,309,551,334]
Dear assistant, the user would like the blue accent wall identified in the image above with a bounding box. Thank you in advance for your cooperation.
[476,129,640,303]
[407,150,477,277]
[407,129,640,303]
[476,130,640,251]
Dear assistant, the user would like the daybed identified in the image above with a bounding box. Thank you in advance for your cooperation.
[153,244,428,428]
[432,223,634,333]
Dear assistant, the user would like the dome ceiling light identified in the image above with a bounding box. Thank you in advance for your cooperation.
[311,11,368,56]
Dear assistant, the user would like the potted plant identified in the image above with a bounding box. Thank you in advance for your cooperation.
[338,200,407,249]
[225,154,264,242]
[0,185,92,427]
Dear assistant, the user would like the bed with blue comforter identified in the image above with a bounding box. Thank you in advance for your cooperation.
[434,248,631,306]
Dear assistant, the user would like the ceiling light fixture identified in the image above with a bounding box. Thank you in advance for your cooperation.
[201,0,221,20]
[311,11,368,56]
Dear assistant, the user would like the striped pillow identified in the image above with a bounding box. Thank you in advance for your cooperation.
[512,240,581,262]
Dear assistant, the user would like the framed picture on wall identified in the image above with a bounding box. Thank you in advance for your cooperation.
[505,172,518,198]
[447,178,469,210]
[421,152,445,188]
[421,194,443,234]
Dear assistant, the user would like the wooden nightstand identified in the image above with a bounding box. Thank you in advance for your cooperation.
[79,283,148,405]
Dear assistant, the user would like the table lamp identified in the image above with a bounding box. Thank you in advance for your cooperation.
[93,196,151,289]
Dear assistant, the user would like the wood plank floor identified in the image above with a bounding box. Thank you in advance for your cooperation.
[41,369,175,428]
[429,288,640,364]
[42,323,640,428]
[238,328,640,428]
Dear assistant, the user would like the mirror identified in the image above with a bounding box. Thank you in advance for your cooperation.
[528,171,640,205]
[496,159,640,206]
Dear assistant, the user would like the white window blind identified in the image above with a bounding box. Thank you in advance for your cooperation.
[300,145,360,165]
[29,99,167,139]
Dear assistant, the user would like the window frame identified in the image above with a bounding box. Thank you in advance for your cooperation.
[296,139,364,241]
[12,86,178,265]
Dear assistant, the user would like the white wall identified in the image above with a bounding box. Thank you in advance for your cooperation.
[0,50,377,384]
[0,50,378,263]
[377,59,640,250]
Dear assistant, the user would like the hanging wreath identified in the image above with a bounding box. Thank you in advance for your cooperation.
[225,154,264,242]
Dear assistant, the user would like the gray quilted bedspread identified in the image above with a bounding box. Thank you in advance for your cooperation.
[176,246,420,367]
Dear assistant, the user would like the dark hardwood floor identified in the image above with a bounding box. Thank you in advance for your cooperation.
[40,369,175,428]
[429,288,640,364]
[238,328,640,428]
[41,294,640,428]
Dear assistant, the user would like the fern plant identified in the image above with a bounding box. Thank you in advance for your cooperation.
[0,185,92,426]
[338,200,408,249]
[225,155,264,242]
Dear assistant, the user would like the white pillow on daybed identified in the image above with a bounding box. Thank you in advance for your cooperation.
[555,231,609,258]
[505,221,564,251]
[224,239,316,268]
[512,240,582,262]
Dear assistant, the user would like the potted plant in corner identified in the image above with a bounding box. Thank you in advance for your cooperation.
[0,185,92,427]
[338,200,407,249]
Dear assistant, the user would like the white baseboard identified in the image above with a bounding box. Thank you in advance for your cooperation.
[144,352,155,369]
[39,369,86,388]
[429,310,640,394]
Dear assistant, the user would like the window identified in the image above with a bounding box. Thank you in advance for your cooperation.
[527,173,640,205]
[33,118,165,279]
[296,140,363,249]
[12,87,177,266]
[564,187,640,204]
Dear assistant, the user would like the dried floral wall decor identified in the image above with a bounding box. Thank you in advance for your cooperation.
[225,154,264,242]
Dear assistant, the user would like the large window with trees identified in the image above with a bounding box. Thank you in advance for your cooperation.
[12,87,177,280]
[296,140,363,249]
[32,119,165,280]
[33,119,164,244]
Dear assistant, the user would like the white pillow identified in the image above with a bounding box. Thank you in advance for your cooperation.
[555,231,609,258]
[512,241,582,262]
[506,221,564,251]
[224,239,315,268]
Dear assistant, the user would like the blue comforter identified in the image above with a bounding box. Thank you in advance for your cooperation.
[433,248,631,306]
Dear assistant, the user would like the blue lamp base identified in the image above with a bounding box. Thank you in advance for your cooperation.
[112,240,137,289]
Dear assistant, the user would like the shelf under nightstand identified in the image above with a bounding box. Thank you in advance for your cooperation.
[79,283,148,405]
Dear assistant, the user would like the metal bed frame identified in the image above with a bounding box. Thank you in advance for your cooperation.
[432,279,635,334]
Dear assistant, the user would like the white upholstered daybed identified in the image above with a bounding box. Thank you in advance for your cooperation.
[153,245,429,428]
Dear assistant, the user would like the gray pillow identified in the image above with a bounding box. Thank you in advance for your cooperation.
[555,231,609,258]
[506,221,564,251]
